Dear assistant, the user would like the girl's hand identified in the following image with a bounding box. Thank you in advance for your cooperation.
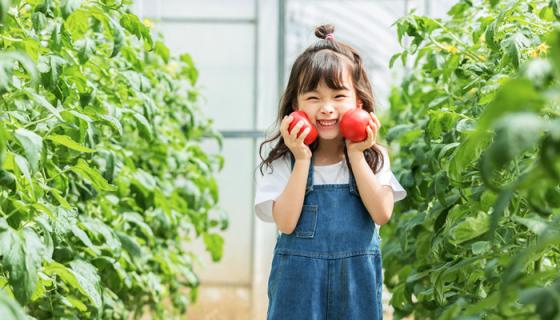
[346,112,380,156]
[280,115,312,161]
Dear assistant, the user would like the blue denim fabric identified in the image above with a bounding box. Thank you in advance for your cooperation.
[267,156,383,320]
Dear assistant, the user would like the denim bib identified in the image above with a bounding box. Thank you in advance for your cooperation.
[267,155,383,320]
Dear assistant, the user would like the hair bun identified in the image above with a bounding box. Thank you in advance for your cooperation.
[314,24,335,40]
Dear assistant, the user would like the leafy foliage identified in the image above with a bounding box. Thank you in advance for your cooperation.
[0,0,226,318]
[383,0,560,319]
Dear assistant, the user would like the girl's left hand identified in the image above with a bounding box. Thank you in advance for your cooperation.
[345,112,380,155]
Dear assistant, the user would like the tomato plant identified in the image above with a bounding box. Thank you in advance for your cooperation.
[382,0,560,319]
[0,0,226,319]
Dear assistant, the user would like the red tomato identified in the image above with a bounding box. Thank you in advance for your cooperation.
[288,111,318,145]
[340,109,371,142]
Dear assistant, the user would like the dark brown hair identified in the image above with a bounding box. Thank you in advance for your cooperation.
[258,24,385,175]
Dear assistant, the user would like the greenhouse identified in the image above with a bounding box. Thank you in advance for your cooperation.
[0,0,559,319]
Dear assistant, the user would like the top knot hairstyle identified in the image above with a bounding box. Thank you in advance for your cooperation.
[258,24,385,175]
[316,24,335,40]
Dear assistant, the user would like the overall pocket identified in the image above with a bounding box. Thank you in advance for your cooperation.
[295,205,318,238]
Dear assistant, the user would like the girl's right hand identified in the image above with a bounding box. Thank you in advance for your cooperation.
[280,115,312,161]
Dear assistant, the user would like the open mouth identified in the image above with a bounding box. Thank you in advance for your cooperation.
[317,119,338,128]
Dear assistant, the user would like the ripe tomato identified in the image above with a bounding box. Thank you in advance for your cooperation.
[340,109,371,142]
[288,110,318,145]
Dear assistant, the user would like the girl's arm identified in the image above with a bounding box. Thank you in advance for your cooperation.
[272,115,313,234]
[348,153,394,225]
[347,112,394,225]
[272,159,310,234]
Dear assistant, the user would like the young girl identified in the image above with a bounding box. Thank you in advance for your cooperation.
[254,24,407,319]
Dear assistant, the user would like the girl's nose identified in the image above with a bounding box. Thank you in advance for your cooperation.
[320,104,335,115]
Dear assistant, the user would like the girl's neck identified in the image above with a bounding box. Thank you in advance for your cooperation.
[313,138,345,165]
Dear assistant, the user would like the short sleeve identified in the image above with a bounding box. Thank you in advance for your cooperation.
[253,156,291,223]
[375,147,407,202]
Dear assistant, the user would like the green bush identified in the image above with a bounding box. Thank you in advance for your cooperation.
[383,0,560,319]
[0,0,226,318]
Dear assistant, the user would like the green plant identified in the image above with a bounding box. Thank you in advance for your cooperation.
[382,0,560,319]
[0,0,226,318]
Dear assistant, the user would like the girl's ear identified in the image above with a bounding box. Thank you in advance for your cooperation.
[357,98,363,108]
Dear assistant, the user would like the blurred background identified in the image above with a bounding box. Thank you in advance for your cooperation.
[131,1,454,319]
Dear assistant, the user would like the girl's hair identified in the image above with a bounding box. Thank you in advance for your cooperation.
[258,24,385,175]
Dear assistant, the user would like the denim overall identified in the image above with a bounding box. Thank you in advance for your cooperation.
[267,156,383,320]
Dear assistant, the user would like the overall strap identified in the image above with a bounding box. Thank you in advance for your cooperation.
[348,166,360,197]
[345,152,360,197]
[289,153,314,195]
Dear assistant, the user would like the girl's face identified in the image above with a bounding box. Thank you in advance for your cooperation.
[295,69,361,141]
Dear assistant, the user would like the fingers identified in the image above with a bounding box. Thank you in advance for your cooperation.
[370,112,381,129]
[280,115,291,136]
[290,120,305,140]
[297,127,311,144]
[281,115,308,145]
[366,125,374,143]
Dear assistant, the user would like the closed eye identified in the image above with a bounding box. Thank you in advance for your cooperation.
[335,95,347,99]
[306,96,319,101]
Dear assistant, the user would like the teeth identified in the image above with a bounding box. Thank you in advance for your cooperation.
[318,120,337,126]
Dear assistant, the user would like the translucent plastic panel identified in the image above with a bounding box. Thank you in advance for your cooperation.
[156,22,255,131]
[187,138,256,285]
[427,0,457,18]
[140,0,255,19]
[284,0,407,112]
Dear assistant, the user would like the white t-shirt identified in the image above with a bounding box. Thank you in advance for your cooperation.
[253,147,407,223]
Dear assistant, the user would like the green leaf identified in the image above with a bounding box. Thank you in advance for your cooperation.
[116,231,142,259]
[14,154,33,195]
[71,224,95,249]
[203,233,224,262]
[69,260,102,310]
[61,295,88,312]
[500,31,531,69]
[511,215,549,235]
[34,214,54,260]
[26,90,63,121]
[120,13,153,49]
[46,134,95,153]
[551,0,560,20]
[485,21,498,51]
[14,128,43,173]
[123,212,155,244]
[109,17,124,57]
[0,290,27,320]
[0,169,16,192]
[449,211,490,245]
[471,241,491,255]
[448,132,492,182]
[76,38,96,64]
[179,53,199,85]
[1,227,44,304]
[43,261,100,309]
[482,113,544,174]
[0,124,6,167]
[64,7,90,39]
[70,159,116,191]
[61,0,81,19]
[155,41,169,63]
[38,54,66,91]
[48,187,72,209]
[133,112,153,141]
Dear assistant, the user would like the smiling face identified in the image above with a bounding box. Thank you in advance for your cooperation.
[295,67,361,141]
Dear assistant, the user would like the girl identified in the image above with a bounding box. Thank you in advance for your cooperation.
[254,24,407,319]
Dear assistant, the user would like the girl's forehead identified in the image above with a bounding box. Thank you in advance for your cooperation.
[302,72,354,93]
[296,50,355,94]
